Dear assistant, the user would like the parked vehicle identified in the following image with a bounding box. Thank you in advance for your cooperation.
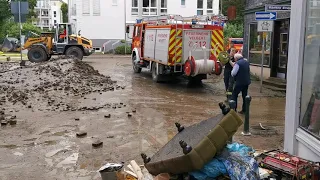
[126,14,228,83]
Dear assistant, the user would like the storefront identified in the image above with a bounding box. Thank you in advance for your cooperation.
[243,0,291,80]
[284,0,320,161]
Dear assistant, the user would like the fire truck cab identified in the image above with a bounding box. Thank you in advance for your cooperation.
[127,14,226,83]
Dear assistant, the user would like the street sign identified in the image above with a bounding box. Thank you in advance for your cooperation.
[257,21,274,32]
[255,12,277,21]
[265,4,291,12]
[11,2,28,14]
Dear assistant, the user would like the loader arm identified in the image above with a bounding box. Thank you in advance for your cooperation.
[23,37,49,50]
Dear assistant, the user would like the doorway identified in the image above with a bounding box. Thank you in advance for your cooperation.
[271,19,290,79]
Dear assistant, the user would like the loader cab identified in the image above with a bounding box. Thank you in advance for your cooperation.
[54,23,75,53]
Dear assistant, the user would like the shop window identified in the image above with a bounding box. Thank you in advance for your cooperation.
[160,0,167,15]
[248,23,271,66]
[197,0,203,15]
[142,0,157,16]
[132,0,138,15]
[300,0,320,139]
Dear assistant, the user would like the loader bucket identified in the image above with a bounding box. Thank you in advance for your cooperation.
[1,37,19,52]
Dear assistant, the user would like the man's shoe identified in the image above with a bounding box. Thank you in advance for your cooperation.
[238,110,245,114]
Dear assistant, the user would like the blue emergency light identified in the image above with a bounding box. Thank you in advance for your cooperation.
[136,19,142,23]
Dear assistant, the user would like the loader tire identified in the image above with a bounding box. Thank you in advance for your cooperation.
[28,46,47,63]
[47,54,51,61]
[65,46,83,60]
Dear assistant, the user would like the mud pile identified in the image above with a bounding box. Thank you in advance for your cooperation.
[0,59,119,111]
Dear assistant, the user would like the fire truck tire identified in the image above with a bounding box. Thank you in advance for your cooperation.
[28,46,47,63]
[65,46,84,60]
[132,54,141,73]
[152,62,160,83]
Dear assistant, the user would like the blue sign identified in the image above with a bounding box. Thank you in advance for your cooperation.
[255,12,277,20]
[265,5,291,12]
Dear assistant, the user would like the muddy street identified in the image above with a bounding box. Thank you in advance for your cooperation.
[0,55,285,180]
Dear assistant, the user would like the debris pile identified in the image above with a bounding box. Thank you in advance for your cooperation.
[0,59,119,111]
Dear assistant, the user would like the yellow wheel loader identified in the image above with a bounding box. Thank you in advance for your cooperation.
[23,23,94,63]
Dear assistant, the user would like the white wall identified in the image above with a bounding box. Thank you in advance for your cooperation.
[75,0,125,40]
[73,0,220,40]
[51,5,62,26]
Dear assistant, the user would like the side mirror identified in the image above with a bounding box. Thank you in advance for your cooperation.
[126,25,130,34]
[78,30,81,36]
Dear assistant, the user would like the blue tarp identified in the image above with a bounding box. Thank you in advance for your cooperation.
[190,143,260,180]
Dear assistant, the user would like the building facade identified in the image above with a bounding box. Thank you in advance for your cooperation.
[244,0,291,80]
[68,0,220,51]
[285,0,320,161]
[34,0,66,30]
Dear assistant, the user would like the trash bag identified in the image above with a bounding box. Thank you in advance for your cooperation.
[189,143,259,180]
[190,159,227,179]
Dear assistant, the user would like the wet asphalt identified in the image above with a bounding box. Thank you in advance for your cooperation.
[0,55,285,179]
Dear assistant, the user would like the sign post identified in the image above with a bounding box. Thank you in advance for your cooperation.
[255,11,276,93]
[11,1,28,63]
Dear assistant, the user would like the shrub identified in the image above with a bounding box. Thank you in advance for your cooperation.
[120,39,126,43]
[114,45,131,55]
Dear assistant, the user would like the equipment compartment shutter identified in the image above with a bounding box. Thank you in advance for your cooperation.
[93,0,100,16]
[82,0,90,15]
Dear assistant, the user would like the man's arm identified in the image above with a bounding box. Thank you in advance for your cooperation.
[231,63,239,77]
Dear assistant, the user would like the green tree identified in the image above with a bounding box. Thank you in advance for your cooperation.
[0,0,11,23]
[1,20,41,39]
[221,0,245,25]
[61,3,68,23]
[223,23,243,43]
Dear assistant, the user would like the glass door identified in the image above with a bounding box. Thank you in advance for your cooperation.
[277,32,288,79]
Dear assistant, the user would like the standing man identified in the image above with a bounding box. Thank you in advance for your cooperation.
[230,53,251,114]
[224,48,236,100]
[227,42,235,54]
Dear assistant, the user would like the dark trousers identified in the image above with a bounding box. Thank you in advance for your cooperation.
[232,85,249,112]
[224,69,231,91]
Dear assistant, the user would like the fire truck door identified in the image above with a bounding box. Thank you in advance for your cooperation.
[132,24,143,58]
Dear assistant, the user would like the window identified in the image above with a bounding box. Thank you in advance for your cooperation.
[93,0,100,16]
[72,4,77,16]
[142,0,157,16]
[181,0,185,6]
[54,20,57,24]
[53,11,56,17]
[132,0,138,15]
[197,0,203,15]
[82,0,90,15]
[207,0,217,14]
[112,0,118,6]
[160,0,167,15]
[300,0,320,139]
[248,23,271,66]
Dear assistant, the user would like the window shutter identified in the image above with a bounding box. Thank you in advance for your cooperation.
[93,0,100,15]
[82,0,90,15]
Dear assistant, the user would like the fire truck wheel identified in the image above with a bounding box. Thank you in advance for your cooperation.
[28,46,47,63]
[152,62,160,83]
[132,54,142,73]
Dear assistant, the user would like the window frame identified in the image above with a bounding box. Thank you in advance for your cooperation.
[206,0,214,14]
[197,0,203,15]
[131,0,139,15]
[299,0,320,140]
[82,0,90,16]
[160,0,167,15]
[142,0,158,16]
[181,0,186,6]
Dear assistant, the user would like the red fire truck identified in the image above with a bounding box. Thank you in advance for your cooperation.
[126,15,226,83]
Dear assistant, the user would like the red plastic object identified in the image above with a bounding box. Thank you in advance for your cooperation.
[184,56,195,76]
[261,150,318,179]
